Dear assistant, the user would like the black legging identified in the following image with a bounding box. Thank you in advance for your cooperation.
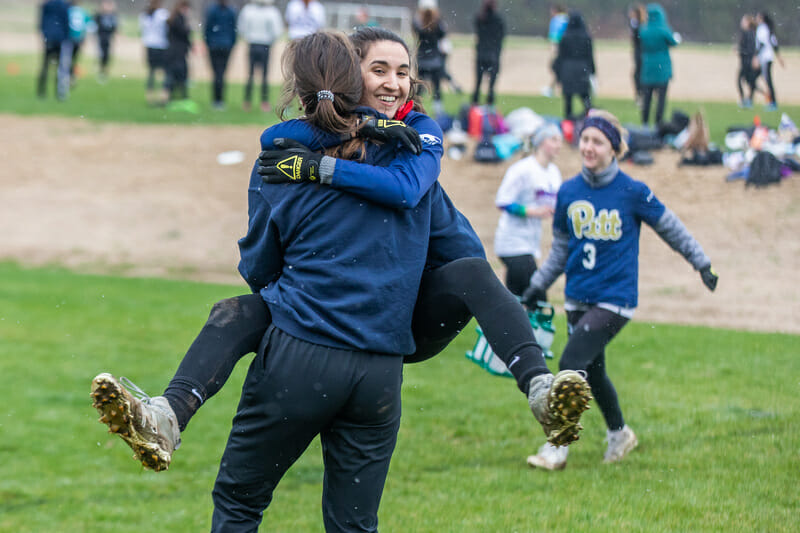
[499,254,537,297]
[560,307,629,431]
[244,43,271,105]
[418,66,443,101]
[762,60,777,106]
[564,92,592,121]
[163,257,549,431]
[37,42,61,98]
[641,83,668,125]
[737,54,757,101]
[208,47,232,104]
[472,59,499,106]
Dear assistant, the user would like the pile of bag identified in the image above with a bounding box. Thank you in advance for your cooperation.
[722,113,800,187]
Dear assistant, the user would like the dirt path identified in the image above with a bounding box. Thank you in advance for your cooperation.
[2,113,797,334]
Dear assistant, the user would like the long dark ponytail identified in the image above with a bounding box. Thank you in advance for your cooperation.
[278,31,364,159]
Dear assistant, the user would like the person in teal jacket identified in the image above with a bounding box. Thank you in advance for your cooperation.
[638,3,678,126]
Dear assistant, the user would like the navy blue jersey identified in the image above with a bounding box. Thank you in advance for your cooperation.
[239,117,481,355]
[554,169,665,308]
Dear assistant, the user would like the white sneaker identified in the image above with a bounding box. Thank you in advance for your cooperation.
[527,442,568,470]
[528,370,593,446]
[91,373,181,471]
[540,86,554,98]
[603,425,638,463]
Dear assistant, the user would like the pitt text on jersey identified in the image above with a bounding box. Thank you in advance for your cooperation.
[568,201,622,240]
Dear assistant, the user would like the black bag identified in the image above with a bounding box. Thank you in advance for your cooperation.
[627,125,663,152]
[746,151,782,187]
[658,110,690,137]
[474,136,501,163]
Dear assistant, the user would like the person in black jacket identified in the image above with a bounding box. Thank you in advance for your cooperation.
[37,0,70,99]
[165,0,192,102]
[94,0,118,81]
[736,14,758,108]
[204,0,237,110]
[554,11,595,120]
[413,1,447,114]
[472,0,505,106]
[627,4,645,105]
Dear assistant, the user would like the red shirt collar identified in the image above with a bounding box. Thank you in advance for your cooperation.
[394,100,414,121]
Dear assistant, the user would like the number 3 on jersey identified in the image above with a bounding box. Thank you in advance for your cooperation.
[582,242,596,269]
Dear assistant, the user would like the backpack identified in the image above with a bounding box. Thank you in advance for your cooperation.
[746,151,782,187]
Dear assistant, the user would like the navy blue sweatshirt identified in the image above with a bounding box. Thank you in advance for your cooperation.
[238,114,483,355]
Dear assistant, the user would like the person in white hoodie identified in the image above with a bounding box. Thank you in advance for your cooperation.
[494,123,563,297]
[284,0,325,40]
[138,0,169,104]
[238,0,284,111]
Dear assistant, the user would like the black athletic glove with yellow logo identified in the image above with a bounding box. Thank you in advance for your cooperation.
[258,138,332,184]
[358,116,422,155]
[700,265,718,292]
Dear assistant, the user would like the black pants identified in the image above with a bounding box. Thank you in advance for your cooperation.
[737,55,757,101]
[37,42,61,97]
[211,327,402,532]
[418,67,443,101]
[499,254,537,297]
[560,307,629,431]
[472,59,499,105]
[163,258,548,432]
[166,53,188,100]
[564,92,591,120]
[209,47,232,105]
[244,43,271,104]
[632,56,642,99]
[762,60,776,105]
[146,47,167,90]
[98,36,112,72]
[641,83,668,125]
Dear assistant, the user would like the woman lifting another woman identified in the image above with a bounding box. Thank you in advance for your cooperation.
[91,27,591,501]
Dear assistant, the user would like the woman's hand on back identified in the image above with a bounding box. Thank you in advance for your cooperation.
[358,116,422,155]
[259,138,325,184]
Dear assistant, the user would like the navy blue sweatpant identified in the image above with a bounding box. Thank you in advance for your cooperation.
[211,326,403,532]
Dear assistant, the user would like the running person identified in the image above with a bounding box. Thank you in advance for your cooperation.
[91,28,591,473]
[524,110,718,470]
[494,123,563,297]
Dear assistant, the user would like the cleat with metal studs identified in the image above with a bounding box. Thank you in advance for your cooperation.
[528,370,593,446]
[90,373,181,472]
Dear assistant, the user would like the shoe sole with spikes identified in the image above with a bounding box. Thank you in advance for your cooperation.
[546,370,593,447]
[90,373,171,472]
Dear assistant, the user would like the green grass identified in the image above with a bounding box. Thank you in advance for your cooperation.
[3,49,798,143]
[0,261,797,532]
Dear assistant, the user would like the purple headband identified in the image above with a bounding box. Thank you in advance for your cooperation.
[581,116,621,151]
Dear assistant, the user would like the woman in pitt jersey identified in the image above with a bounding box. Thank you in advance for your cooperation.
[523,109,719,471]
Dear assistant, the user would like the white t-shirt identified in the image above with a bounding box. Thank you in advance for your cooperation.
[238,3,284,45]
[494,155,562,258]
[756,23,776,64]
[284,0,325,40]
[139,8,169,50]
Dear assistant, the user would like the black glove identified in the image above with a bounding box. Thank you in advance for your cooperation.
[358,117,422,155]
[522,286,548,310]
[700,265,718,292]
[258,138,324,184]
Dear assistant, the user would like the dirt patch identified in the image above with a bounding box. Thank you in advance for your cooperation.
[2,113,798,334]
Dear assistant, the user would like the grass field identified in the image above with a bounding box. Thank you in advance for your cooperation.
[2,41,799,532]
[2,49,797,142]
[0,261,797,532]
